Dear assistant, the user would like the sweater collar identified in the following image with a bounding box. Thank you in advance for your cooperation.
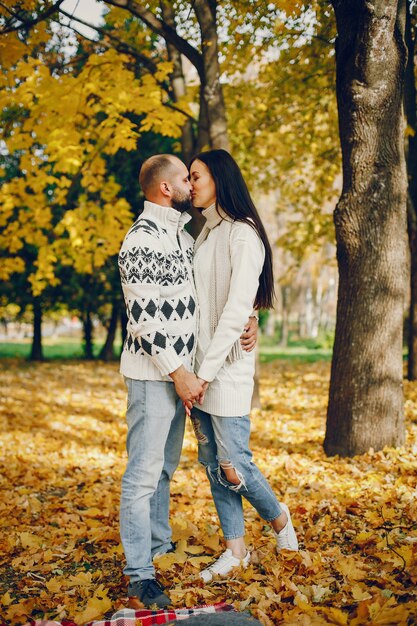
[142,200,192,230]
[201,203,230,230]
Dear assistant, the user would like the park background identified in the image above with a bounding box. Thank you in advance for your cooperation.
[0,1,417,625]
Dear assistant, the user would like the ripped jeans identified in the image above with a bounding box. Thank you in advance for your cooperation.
[191,407,282,539]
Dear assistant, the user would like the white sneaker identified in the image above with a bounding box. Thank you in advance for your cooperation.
[275,502,298,551]
[200,549,251,583]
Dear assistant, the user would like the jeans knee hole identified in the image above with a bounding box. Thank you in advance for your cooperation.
[217,465,247,492]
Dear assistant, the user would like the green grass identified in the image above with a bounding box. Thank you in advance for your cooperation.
[259,345,332,363]
[0,338,121,360]
[0,337,332,362]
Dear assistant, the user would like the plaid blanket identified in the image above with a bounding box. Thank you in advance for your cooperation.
[22,602,236,626]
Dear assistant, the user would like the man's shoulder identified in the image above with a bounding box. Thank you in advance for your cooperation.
[126,215,168,241]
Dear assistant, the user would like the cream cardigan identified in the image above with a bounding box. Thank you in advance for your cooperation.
[194,204,265,416]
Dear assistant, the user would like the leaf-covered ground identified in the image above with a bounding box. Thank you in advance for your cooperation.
[1,359,417,626]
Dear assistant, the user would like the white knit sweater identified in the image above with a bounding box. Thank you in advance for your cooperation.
[118,201,198,380]
[194,204,265,416]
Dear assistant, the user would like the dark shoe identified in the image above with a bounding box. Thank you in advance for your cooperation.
[128,578,171,609]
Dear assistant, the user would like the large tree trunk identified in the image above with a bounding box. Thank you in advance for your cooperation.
[194,0,230,151]
[99,300,119,361]
[325,0,408,457]
[30,297,43,361]
[405,0,417,379]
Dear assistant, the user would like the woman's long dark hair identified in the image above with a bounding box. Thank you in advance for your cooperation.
[190,149,275,309]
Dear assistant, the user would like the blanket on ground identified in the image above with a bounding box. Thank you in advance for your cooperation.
[18,602,236,626]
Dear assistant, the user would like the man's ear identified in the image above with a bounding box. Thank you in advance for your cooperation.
[160,180,171,198]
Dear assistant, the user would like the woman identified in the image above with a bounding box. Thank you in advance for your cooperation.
[188,149,298,583]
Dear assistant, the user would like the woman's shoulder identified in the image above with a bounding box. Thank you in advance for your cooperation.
[229,218,261,241]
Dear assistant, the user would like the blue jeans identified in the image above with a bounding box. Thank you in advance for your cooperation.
[120,379,185,581]
[191,407,282,539]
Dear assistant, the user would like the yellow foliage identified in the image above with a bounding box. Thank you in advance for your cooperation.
[0,36,187,293]
[1,359,417,624]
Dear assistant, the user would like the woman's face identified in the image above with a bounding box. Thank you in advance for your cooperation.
[189,159,216,209]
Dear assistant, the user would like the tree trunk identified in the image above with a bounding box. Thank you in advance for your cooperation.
[325,0,408,457]
[82,307,94,360]
[194,0,230,151]
[264,309,278,337]
[159,0,210,240]
[405,0,417,379]
[160,0,195,164]
[99,300,119,361]
[189,83,211,238]
[197,84,210,151]
[104,0,228,150]
[279,286,290,347]
[30,297,43,361]
[407,195,417,379]
[303,285,314,338]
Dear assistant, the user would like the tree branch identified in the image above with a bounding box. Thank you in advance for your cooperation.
[58,7,158,75]
[0,0,65,35]
[54,11,195,124]
[104,0,204,77]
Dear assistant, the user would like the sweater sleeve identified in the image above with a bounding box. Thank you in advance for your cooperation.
[197,224,265,382]
[118,236,183,376]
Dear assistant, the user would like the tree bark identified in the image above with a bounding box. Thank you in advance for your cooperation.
[325,0,408,456]
[197,84,210,151]
[99,300,119,361]
[194,0,230,151]
[30,297,44,361]
[405,1,417,379]
[160,0,195,164]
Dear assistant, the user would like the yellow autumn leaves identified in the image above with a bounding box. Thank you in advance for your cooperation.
[0,34,188,292]
[0,358,416,625]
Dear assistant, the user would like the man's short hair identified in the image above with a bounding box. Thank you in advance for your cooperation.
[139,154,180,195]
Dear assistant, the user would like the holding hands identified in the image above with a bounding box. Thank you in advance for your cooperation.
[170,365,203,403]
[178,316,257,417]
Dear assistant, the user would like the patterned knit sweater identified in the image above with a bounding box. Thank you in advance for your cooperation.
[118,201,198,381]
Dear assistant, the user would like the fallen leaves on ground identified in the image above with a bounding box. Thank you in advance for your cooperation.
[0,359,416,625]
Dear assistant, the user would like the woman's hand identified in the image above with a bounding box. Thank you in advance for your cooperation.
[197,378,209,404]
[183,377,209,417]
[240,316,258,352]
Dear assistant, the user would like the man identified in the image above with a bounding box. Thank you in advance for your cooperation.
[118,154,256,609]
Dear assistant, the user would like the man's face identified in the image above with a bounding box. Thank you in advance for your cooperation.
[169,160,193,213]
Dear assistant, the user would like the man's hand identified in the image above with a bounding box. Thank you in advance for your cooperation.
[240,316,258,352]
[170,365,203,404]
[183,377,209,417]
